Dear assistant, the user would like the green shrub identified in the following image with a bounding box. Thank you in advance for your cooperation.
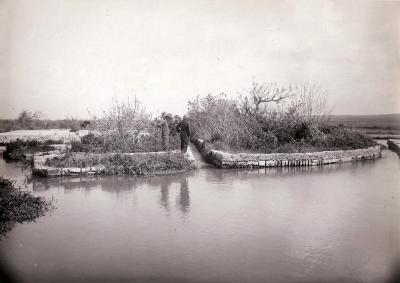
[70,140,85,152]
[91,99,182,153]
[323,127,376,149]
[3,139,55,160]
[3,140,27,160]
[0,177,54,237]
[70,133,105,152]
[69,124,80,132]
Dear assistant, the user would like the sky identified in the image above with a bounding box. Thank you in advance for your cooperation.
[0,0,399,119]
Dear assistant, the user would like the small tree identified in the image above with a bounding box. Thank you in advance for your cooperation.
[95,97,152,152]
[188,93,241,145]
[17,110,41,129]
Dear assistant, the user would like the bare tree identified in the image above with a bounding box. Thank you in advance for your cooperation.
[242,82,293,116]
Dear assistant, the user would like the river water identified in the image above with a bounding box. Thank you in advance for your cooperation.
[0,146,399,283]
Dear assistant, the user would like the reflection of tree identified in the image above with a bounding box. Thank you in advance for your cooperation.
[100,176,139,192]
[32,177,99,192]
[177,178,190,214]
[33,171,194,215]
[160,183,170,211]
[157,173,192,214]
[32,176,141,192]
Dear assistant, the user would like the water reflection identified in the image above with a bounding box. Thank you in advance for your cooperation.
[177,177,190,213]
[158,175,191,213]
[160,183,170,211]
[204,157,379,183]
[31,171,194,215]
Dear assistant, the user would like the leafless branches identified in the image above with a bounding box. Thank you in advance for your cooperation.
[242,82,294,116]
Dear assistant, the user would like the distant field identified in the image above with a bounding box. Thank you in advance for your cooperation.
[329,114,400,134]
[0,118,89,133]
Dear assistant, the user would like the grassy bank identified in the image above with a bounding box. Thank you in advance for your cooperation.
[44,151,193,176]
[0,177,54,237]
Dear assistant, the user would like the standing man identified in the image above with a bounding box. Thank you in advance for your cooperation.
[177,115,190,153]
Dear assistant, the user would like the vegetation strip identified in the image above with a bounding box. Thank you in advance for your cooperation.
[0,177,54,238]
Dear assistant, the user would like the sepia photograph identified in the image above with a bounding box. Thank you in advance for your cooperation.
[0,0,399,282]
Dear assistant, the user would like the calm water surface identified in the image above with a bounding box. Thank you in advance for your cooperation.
[0,147,399,283]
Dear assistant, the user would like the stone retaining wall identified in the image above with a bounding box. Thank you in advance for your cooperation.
[193,139,381,169]
[33,152,105,177]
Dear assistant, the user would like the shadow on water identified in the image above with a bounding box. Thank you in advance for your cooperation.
[1,262,399,283]
[0,261,21,283]
[386,259,400,283]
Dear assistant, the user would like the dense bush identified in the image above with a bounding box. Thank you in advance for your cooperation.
[3,139,57,160]
[94,98,153,152]
[0,177,54,237]
[188,82,375,153]
[188,93,241,144]
[93,99,181,153]
[71,133,105,153]
[321,126,376,149]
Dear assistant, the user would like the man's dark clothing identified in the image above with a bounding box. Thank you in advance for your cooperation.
[177,119,190,153]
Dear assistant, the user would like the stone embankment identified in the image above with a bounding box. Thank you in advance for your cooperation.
[32,148,196,177]
[192,139,381,169]
[387,140,400,156]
